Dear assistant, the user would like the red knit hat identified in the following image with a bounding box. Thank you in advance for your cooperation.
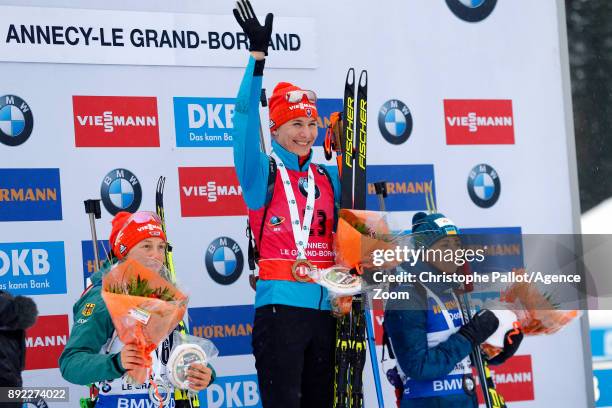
[109,211,166,260]
[268,82,318,132]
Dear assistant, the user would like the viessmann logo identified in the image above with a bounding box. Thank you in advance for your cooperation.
[73,96,160,147]
[444,99,514,145]
[178,167,247,217]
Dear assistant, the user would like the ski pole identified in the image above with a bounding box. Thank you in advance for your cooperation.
[362,181,389,408]
[374,181,387,213]
[364,301,385,407]
[82,199,103,408]
[83,199,102,272]
[456,288,494,408]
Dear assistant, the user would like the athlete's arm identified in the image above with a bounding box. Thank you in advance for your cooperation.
[59,292,125,385]
[232,55,270,210]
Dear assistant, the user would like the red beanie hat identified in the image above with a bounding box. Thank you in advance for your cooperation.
[268,82,318,132]
[109,211,166,260]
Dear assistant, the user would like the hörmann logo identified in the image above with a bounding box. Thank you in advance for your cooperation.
[0,168,62,222]
[189,305,255,357]
[25,315,69,370]
[179,167,247,217]
[366,165,436,211]
[174,97,236,147]
[73,96,159,147]
[475,355,534,403]
[444,99,514,145]
[460,227,524,276]
[81,240,110,289]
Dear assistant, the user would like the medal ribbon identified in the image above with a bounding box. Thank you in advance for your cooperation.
[271,152,315,260]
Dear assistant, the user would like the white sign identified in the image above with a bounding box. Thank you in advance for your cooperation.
[0,6,317,68]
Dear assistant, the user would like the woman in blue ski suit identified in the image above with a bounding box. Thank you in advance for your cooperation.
[384,212,523,408]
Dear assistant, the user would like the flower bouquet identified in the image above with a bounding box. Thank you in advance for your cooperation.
[481,274,580,359]
[334,209,398,271]
[101,258,188,368]
[318,209,400,316]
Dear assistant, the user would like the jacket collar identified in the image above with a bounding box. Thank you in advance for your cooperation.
[271,140,312,171]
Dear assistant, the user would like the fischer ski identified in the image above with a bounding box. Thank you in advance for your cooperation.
[331,68,384,408]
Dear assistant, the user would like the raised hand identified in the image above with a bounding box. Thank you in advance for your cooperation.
[233,0,273,55]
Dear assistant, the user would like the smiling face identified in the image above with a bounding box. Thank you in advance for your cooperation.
[127,237,167,264]
[272,117,318,157]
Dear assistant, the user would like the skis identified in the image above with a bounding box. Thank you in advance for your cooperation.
[332,69,384,408]
[155,177,201,408]
[340,68,356,208]
[353,70,367,210]
[455,285,506,408]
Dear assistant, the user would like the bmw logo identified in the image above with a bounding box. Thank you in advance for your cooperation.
[298,177,321,199]
[378,100,413,145]
[205,237,244,285]
[446,0,497,22]
[0,95,34,146]
[100,168,142,215]
[467,164,500,208]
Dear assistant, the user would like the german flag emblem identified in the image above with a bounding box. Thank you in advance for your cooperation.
[82,303,95,317]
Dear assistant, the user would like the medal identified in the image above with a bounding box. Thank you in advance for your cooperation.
[318,266,362,295]
[147,381,172,406]
[292,259,315,282]
[166,343,208,390]
[271,152,316,280]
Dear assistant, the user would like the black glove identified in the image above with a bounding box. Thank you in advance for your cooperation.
[458,309,499,346]
[488,328,524,365]
[233,0,274,55]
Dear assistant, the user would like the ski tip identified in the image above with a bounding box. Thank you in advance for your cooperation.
[346,68,355,84]
[358,70,368,87]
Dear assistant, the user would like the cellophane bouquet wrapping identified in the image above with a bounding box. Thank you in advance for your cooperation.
[481,279,580,359]
[323,209,404,316]
[101,258,188,367]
